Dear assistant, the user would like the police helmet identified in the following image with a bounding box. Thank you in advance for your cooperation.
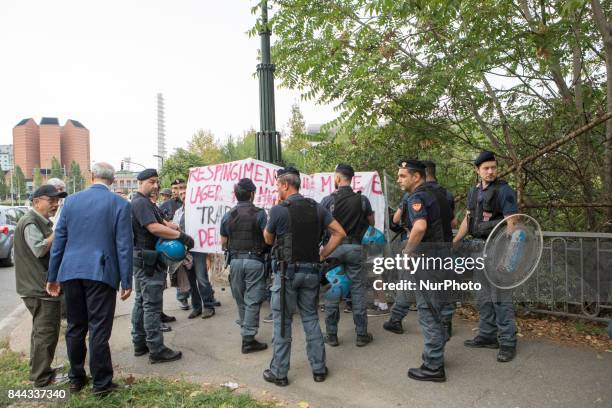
[156,239,187,262]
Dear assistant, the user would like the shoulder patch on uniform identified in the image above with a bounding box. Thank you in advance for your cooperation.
[411,202,422,212]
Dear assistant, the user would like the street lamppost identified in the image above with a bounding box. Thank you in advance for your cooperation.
[153,155,164,169]
[121,160,146,170]
[256,0,282,165]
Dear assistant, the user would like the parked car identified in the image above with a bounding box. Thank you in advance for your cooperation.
[0,206,28,267]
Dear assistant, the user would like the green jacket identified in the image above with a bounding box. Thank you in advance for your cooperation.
[14,210,55,299]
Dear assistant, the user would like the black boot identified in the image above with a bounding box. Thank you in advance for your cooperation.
[242,337,268,354]
[356,333,373,347]
[149,347,182,364]
[324,333,339,347]
[313,367,329,383]
[160,313,176,323]
[263,369,289,386]
[134,345,149,357]
[407,364,446,382]
[464,335,499,349]
[497,346,516,362]
[383,319,404,334]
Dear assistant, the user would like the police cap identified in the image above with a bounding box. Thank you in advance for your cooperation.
[137,168,159,181]
[335,163,355,178]
[170,178,185,186]
[474,150,496,167]
[397,159,425,171]
[276,166,300,177]
[236,178,257,192]
[160,188,172,196]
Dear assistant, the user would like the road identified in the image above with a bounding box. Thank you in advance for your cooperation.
[0,265,24,340]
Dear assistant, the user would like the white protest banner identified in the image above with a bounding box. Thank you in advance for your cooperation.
[186,158,385,253]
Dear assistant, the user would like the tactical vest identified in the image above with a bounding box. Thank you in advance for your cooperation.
[421,183,453,242]
[412,186,445,244]
[328,188,369,242]
[276,198,320,263]
[228,204,265,255]
[467,179,508,239]
[132,193,164,250]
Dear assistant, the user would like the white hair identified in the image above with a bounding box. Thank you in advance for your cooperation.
[92,162,115,182]
[46,178,66,190]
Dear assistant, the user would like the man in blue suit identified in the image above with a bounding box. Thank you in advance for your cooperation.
[47,162,133,397]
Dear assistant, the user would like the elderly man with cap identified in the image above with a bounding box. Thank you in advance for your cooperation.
[263,167,346,386]
[220,178,269,353]
[393,159,454,382]
[319,163,375,347]
[14,185,68,387]
[453,150,518,363]
[130,169,194,364]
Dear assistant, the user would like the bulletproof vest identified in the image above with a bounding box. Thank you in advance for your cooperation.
[421,183,453,242]
[413,186,445,244]
[276,198,320,263]
[228,204,265,254]
[467,179,508,239]
[132,193,164,250]
[329,188,368,241]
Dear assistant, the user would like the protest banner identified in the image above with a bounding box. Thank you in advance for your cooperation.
[186,158,386,253]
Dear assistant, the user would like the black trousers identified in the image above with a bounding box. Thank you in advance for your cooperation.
[62,279,117,391]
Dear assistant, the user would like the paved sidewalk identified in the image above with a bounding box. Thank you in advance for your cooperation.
[9,287,612,408]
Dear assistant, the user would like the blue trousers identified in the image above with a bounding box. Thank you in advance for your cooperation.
[269,264,326,378]
[229,258,267,338]
[190,252,215,311]
[131,265,165,354]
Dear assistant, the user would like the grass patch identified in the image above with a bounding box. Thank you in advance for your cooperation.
[0,342,271,408]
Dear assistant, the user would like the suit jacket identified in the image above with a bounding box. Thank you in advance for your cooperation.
[48,184,133,290]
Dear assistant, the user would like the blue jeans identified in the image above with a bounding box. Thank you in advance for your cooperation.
[415,290,454,370]
[229,258,267,338]
[269,263,326,378]
[324,244,368,336]
[190,252,215,311]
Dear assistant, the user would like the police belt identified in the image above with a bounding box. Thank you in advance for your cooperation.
[342,236,362,245]
[275,261,321,274]
[230,251,264,262]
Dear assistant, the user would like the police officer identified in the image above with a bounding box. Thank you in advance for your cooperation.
[394,160,453,382]
[159,178,185,221]
[453,150,518,363]
[131,169,194,364]
[220,178,269,354]
[320,164,375,347]
[262,167,346,386]
[384,160,455,335]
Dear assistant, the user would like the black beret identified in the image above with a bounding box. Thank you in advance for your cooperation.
[170,178,185,186]
[276,166,300,177]
[474,150,496,167]
[33,185,68,199]
[397,159,425,170]
[421,160,436,169]
[236,178,256,192]
[335,163,355,178]
[137,168,159,181]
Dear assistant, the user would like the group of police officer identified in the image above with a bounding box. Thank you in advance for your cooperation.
[129,149,518,384]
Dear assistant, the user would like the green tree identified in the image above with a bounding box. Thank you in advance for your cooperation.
[159,148,206,188]
[188,130,225,164]
[13,166,26,202]
[256,0,612,231]
[66,161,86,194]
[0,168,7,200]
[222,129,257,161]
[33,168,43,188]
[50,157,63,179]
[282,103,311,171]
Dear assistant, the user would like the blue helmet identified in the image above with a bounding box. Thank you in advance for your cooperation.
[155,239,187,262]
[362,226,386,245]
[324,262,351,301]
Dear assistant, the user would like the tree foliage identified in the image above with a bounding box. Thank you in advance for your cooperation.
[66,161,86,194]
[254,0,612,231]
[50,157,63,179]
[33,168,42,188]
[13,166,26,199]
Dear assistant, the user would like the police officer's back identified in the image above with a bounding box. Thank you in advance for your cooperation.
[319,164,375,347]
[262,167,346,387]
[220,178,269,354]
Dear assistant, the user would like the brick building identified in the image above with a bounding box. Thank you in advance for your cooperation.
[12,117,91,180]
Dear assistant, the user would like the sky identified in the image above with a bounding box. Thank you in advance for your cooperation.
[0,0,337,170]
